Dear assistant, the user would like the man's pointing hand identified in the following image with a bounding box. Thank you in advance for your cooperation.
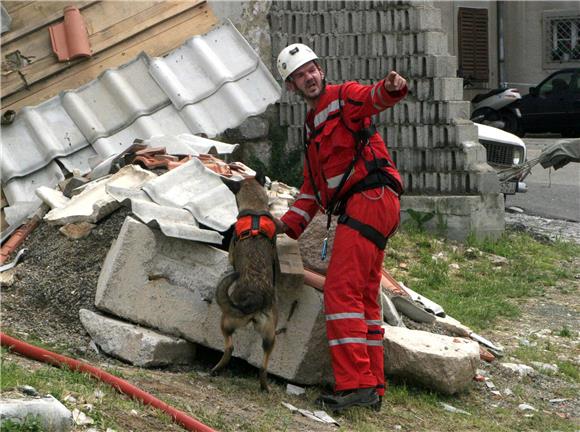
[384,71,407,92]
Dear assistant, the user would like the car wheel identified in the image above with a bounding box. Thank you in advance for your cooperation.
[500,110,524,137]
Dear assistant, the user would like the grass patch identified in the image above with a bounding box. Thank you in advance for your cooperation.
[385,227,580,330]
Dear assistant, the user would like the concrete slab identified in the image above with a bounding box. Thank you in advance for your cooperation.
[79,309,196,367]
[384,326,479,394]
[0,395,73,432]
[95,216,332,385]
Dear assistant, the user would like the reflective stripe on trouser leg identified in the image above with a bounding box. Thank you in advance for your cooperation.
[324,224,382,392]
[364,249,386,396]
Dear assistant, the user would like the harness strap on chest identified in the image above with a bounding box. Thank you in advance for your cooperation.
[235,214,276,241]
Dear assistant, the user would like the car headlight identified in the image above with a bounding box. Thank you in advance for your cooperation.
[513,148,524,165]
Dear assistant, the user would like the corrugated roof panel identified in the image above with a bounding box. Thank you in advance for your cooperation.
[1,21,281,208]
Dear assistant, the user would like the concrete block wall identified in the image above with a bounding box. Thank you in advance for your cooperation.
[270,1,504,238]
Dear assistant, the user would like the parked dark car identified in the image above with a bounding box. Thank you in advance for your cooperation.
[514,68,580,137]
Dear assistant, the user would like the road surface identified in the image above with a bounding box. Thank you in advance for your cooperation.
[504,137,580,222]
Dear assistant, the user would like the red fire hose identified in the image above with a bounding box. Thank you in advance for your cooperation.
[0,333,216,432]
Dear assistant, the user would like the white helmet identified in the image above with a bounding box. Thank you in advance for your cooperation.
[276,43,318,81]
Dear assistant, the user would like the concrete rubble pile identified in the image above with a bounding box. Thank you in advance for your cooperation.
[6,136,500,396]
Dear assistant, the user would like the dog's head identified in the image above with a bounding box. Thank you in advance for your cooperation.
[222,172,269,212]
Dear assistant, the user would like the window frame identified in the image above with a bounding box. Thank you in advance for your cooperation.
[543,10,580,68]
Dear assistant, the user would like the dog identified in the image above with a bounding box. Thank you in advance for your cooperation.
[211,173,278,392]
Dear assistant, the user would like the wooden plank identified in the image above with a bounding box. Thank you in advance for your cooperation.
[2,3,217,111]
[5,1,82,33]
[2,1,202,99]
[3,1,35,15]
[1,1,98,46]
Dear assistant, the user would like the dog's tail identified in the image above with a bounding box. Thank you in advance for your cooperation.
[215,271,245,317]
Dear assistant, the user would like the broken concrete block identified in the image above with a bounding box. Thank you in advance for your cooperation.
[59,222,95,239]
[298,214,336,274]
[95,216,332,385]
[435,314,471,337]
[383,326,479,394]
[0,395,73,431]
[60,176,90,198]
[79,309,196,367]
[276,235,304,289]
[35,186,70,209]
[45,165,156,226]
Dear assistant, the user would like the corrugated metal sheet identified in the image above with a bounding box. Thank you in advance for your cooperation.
[1,21,281,207]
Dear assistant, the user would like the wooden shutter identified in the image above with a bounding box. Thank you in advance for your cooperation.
[458,8,489,81]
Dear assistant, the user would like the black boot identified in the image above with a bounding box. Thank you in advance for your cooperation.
[315,388,379,412]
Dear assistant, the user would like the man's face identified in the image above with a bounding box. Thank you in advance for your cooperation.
[287,61,325,101]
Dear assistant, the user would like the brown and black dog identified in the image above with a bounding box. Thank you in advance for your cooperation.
[211,174,278,392]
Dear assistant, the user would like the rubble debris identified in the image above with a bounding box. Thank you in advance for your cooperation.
[0,248,27,273]
[286,384,306,396]
[0,394,73,431]
[383,327,479,394]
[141,158,237,232]
[517,403,537,412]
[93,216,332,385]
[36,186,70,209]
[381,292,405,327]
[281,402,339,425]
[59,222,95,240]
[72,408,94,426]
[107,186,223,244]
[500,362,536,377]
[44,165,156,226]
[439,402,471,415]
[390,296,436,324]
[79,309,196,368]
[530,361,558,374]
[398,282,445,317]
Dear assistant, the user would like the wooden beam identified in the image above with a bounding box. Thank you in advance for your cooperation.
[2,2,217,112]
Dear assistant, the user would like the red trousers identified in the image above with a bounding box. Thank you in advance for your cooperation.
[324,187,400,396]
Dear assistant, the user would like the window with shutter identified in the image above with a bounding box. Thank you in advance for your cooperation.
[458,8,489,82]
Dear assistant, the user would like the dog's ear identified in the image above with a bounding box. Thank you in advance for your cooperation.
[254,171,267,187]
[221,177,242,194]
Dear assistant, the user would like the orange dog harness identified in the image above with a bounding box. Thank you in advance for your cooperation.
[234,212,276,241]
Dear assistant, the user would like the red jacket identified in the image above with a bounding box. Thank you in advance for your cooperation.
[281,80,407,239]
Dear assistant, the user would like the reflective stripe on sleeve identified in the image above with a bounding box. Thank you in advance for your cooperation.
[365,319,383,326]
[326,312,365,321]
[289,206,311,223]
[296,193,317,201]
[314,99,340,128]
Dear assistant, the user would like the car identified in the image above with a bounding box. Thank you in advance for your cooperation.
[475,123,528,194]
[514,68,580,137]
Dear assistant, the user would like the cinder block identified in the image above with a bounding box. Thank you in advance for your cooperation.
[401,194,505,240]
[417,31,448,55]
[429,55,458,78]
[96,217,332,385]
[433,78,463,101]
[80,309,196,367]
[412,6,442,31]
[454,119,479,144]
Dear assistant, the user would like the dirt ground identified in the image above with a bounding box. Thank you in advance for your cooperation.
[1,208,578,431]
